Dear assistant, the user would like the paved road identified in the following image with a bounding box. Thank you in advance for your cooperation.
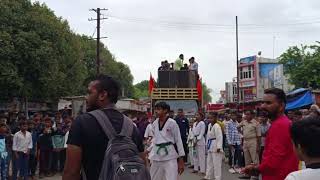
[181,163,239,180]
[42,162,239,180]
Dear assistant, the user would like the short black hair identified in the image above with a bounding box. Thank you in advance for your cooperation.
[258,111,268,118]
[178,109,183,112]
[244,110,255,115]
[291,116,320,158]
[230,111,237,115]
[264,88,287,104]
[209,112,218,117]
[43,117,52,122]
[0,122,6,128]
[198,111,205,119]
[27,120,35,125]
[19,120,28,126]
[294,110,302,116]
[94,74,120,104]
[155,102,170,112]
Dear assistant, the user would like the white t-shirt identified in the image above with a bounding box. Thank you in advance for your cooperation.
[285,169,320,180]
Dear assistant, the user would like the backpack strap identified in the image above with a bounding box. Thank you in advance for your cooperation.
[120,115,134,137]
[89,109,116,140]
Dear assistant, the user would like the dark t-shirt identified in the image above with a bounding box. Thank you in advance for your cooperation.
[67,109,144,180]
[174,116,189,142]
[37,128,53,150]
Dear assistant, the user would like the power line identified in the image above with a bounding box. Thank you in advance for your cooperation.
[105,15,320,34]
[106,14,320,28]
[91,27,97,38]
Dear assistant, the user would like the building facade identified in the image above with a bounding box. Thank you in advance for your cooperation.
[225,55,294,104]
[225,78,238,103]
[239,55,294,102]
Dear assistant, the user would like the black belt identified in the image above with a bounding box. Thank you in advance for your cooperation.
[306,162,320,169]
[155,142,173,155]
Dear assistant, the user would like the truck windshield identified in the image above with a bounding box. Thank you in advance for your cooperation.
[155,100,198,116]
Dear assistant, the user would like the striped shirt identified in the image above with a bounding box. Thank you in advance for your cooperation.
[225,120,241,145]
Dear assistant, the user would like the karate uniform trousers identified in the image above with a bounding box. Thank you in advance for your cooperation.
[204,123,224,180]
[193,144,206,173]
[192,121,206,173]
[150,159,178,180]
[204,141,223,180]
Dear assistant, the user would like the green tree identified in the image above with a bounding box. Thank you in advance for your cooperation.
[279,42,320,88]
[132,80,149,99]
[79,36,134,97]
[0,0,135,102]
[202,83,212,104]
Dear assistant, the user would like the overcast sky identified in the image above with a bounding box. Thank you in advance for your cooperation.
[33,0,320,101]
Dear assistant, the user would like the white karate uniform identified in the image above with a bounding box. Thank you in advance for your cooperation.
[204,123,223,180]
[192,121,206,173]
[187,128,194,165]
[144,123,154,139]
[149,118,185,180]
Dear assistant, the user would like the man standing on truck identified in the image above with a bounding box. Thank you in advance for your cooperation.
[189,57,198,72]
[175,109,189,163]
[174,54,184,70]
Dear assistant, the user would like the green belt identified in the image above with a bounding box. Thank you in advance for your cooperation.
[155,142,173,155]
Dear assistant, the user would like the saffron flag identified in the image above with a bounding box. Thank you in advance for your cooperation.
[197,78,202,102]
[149,74,155,95]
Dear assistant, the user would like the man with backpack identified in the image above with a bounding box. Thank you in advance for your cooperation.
[63,75,149,180]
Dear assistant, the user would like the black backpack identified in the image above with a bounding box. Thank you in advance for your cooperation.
[83,109,151,180]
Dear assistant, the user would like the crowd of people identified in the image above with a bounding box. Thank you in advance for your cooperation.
[0,112,72,180]
[3,75,317,180]
[158,54,198,72]
[139,88,320,180]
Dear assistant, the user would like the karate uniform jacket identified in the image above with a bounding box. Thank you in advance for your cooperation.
[207,123,223,153]
[193,121,206,146]
[148,118,185,161]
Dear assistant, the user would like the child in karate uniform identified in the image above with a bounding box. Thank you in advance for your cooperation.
[203,112,224,180]
[192,112,206,175]
[147,102,185,180]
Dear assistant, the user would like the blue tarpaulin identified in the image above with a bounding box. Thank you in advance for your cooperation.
[286,88,314,110]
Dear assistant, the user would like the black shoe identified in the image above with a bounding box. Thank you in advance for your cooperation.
[238,175,251,179]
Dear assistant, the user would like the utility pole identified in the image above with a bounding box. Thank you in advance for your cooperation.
[89,8,108,75]
[272,36,276,59]
[236,16,240,112]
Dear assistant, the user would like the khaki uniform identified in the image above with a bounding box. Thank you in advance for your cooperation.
[240,119,261,165]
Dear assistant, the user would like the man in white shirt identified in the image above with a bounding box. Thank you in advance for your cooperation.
[147,102,185,180]
[203,112,224,180]
[285,115,320,180]
[12,120,33,180]
[192,112,206,175]
[189,57,198,72]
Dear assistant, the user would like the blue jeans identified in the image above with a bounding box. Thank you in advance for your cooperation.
[228,144,242,167]
[12,152,29,180]
[0,154,8,180]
